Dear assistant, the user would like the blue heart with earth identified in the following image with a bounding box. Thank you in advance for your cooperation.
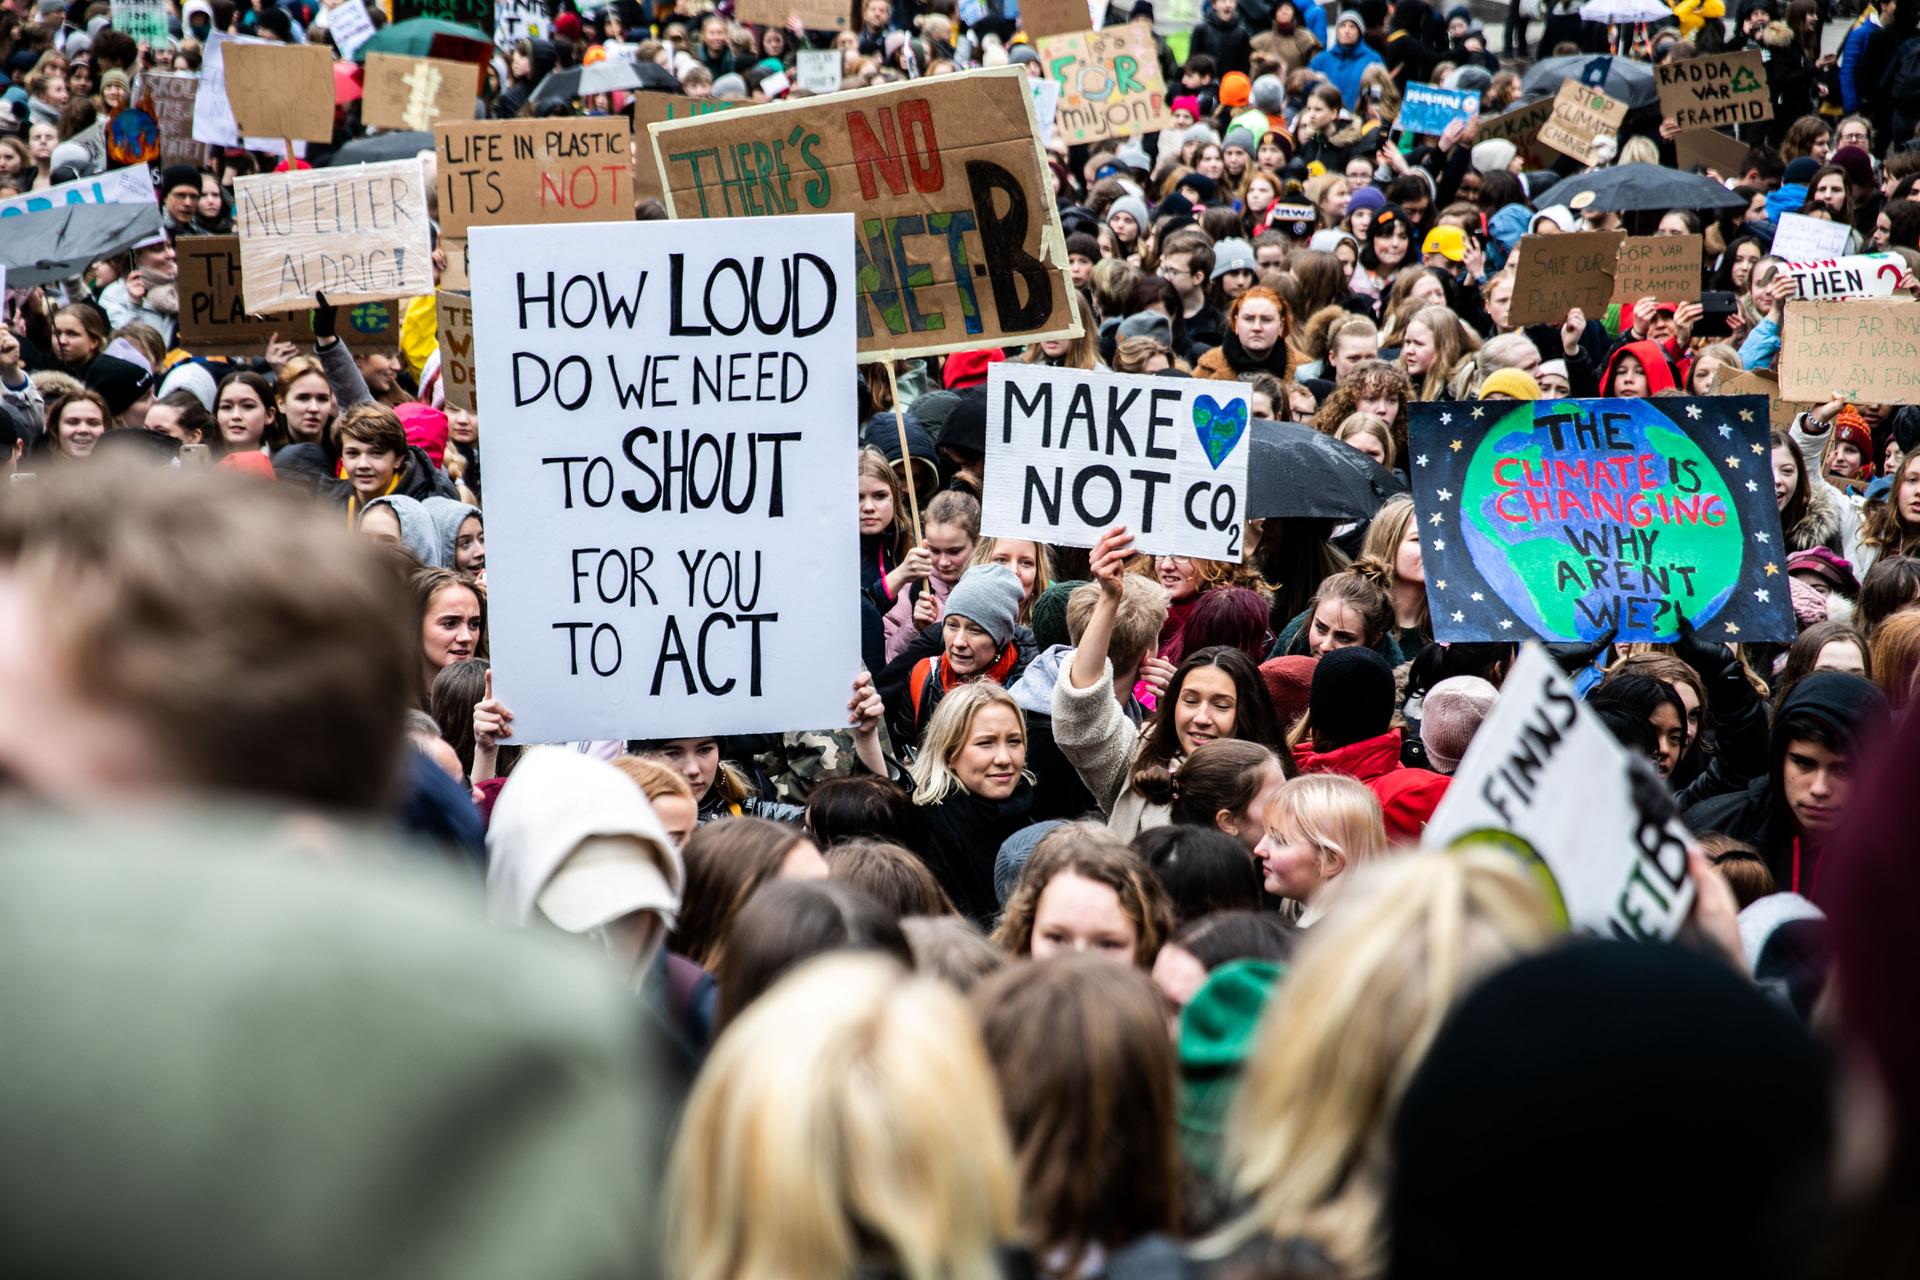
[1192,395,1247,469]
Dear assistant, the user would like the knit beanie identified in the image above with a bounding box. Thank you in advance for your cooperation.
[395,402,449,466]
[1178,959,1284,1183]
[1335,9,1365,34]
[1251,73,1286,114]
[1478,368,1542,402]
[994,819,1062,906]
[82,354,154,416]
[1470,138,1517,174]
[1220,71,1251,108]
[1223,126,1258,154]
[1308,647,1395,747]
[1347,184,1388,216]
[1106,194,1151,232]
[1260,655,1318,735]
[944,563,1025,649]
[1065,231,1100,262]
[1029,581,1086,653]
[1418,675,1497,773]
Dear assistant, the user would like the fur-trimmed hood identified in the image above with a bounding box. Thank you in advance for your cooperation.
[1789,481,1846,554]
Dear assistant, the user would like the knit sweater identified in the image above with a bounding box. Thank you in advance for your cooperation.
[1050,655,1173,841]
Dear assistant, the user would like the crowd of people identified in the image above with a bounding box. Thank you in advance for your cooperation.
[3,0,1920,1277]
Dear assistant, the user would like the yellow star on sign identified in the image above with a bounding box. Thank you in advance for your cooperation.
[1751,442,1765,454]
[1725,623,1740,635]
[1738,409,1754,422]
[1450,439,1463,451]
[1724,456,1740,469]
[1430,511,1444,525]
[1764,562,1779,575]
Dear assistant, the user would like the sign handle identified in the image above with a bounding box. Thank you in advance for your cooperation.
[884,359,922,544]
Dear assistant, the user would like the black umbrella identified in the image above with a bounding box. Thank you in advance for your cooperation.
[1246,419,1406,521]
[1531,162,1747,213]
[532,59,659,109]
[1519,53,1658,110]
[327,131,435,166]
[0,202,163,286]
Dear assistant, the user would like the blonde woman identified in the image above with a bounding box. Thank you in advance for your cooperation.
[1399,304,1482,401]
[1208,851,1558,1275]
[1022,294,1102,369]
[1253,774,1386,924]
[908,681,1037,923]
[670,954,1018,1280]
[968,536,1053,624]
[1358,494,1429,652]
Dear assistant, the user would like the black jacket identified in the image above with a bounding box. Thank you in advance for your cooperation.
[916,781,1036,925]
[1188,12,1253,75]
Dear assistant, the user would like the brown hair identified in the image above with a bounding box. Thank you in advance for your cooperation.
[1870,610,1920,712]
[992,824,1174,967]
[1313,359,1415,460]
[1170,738,1289,830]
[1860,450,1920,558]
[903,915,1006,992]
[45,389,112,452]
[335,401,407,457]
[1773,621,1871,710]
[1290,556,1395,658]
[973,956,1180,1271]
[669,816,814,970]
[1698,834,1777,909]
[826,838,956,917]
[1609,651,1710,727]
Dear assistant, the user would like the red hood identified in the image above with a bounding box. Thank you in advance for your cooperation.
[1293,729,1405,782]
[1600,339,1678,396]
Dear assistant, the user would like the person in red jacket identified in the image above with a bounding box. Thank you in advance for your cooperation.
[1291,647,1449,839]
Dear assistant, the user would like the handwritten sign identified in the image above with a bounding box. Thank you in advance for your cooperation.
[110,0,170,45]
[1509,230,1624,326]
[1035,24,1174,145]
[0,165,153,219]
[1656,49,1772,131]
[142,71,205,169]
[735,0,853,30]
[468,214,860,742]
[437,117,634,235]
[1408,396,1795,644]
[797,49,843,95]
[1538,78,1626,167]
[234,159,435,314]
[393,0,491,26]
[984,364,1250,561]
[1780,252,1905,301]
[649,68,1077,362]
[330,0,379,59]
[628,93,734,205]
[1674,127,1748,177]
[1777,298,1920,403]
[1425,644,1697,940]
[177,235,308,352]
[1475,96,1557,170]
[1611,235,1701,306]
[223,41,335,144]
[363,52,477,132]
[1718,368,1809,431]
[437,289,475,411]
[1398,82,1480,137]
[1025,0,1100,38]
[1770,211,1852,263]
[494,0,545,48]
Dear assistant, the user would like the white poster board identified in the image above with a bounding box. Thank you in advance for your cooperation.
[983,363,1252,562]
[192,32,303,158]
[110,0,171,45]
[494,0,546,49]
[1781,251,1904,301]
[1029,75,1062,147]
[233,159,435,313]
[1770,211,1851,263]
[0,165,153,219]
[468,214,861,742]
[795,48,841,95]
[1422,644,1697,940]
[329,0,378,61]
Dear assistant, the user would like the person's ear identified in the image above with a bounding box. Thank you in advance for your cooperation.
[1214,807,1238,836]
[1322,848,1347,882]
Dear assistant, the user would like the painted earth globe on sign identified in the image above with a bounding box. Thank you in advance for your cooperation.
[1460,398,1743,641]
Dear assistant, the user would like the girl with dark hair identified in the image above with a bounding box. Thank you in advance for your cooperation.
[1131,824,1265,924]
[1166,739,1293,852]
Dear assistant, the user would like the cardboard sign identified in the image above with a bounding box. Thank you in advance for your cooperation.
[796,48,843,95]
[436,289,475,411]
[1036,24,1174,145]
[627,94,734,205]
[1538,78,1626,168]
[1509,230,1624,327]
[1025,0,1099,38]
[467,214,860,742]
[363,53,477,132]
[437,117,634,235]
[735,0,853,30]
[649,68,1077,362]
[109,0,170,45]
[1777,298,1920,403]
[1781,251,1905,301]
[330,0,379,60]
[1408,396,1795,644]
[494,0,545,48]
[1397,82,1480,137]
[142,71,205,169]
[1656,49,1772,131]
[1717,368,1808,431]
[441,234,470,290]
[1475,96,1557,170]
[1611,234,1701,306]
[177,235,308,352]
[1770,211,1852,263]
[1424,644,1697,941]
[0,164,152,219]
[984,364,1251,561]
[234,159,435,313]
[223,41,336,144]
[1674,127,1749,177]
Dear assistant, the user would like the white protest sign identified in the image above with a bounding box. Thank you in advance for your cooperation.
[1029,75,1062,147]
[233,159,434,313]
[0,164,152,219]
[469,214,860,743]
[796,48,841,95]
[1781,251,1905,301]
[329,0,378,61]
[1770,211,1851,263]
[495,0,546,49]
[1423,644,1697,940]
[193,32,303,157]
[110,0,171,45]
[984,364,1252,562]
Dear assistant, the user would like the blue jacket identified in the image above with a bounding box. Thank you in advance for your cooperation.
[1310,40,1386,114]
[1840,15,1878,113]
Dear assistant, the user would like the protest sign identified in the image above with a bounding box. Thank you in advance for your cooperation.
[0,165,152,219]
[1025,0,1099,38]
[177,235,306,352]
[984,364,1251,561]
[437,289,475,411]
[437,117,634,235]
[1673,126,1749,177]
[1538,78,1626,167]
[1777,298,1920,403]
[1035,24,1174,145]
[1474,96,1556,170]
[1770,211,1852,263]
[392,0,491,25]
[109,0,170,45]
[142,71,205,169]
[1509,230,1624,327]
[1656,49,1771,131]
[105,108,160,166]
[363,52,478,132]
[735,0,852,29]
[233,159,435,313]
[441,235,470,290]
[193,33,244,148]
[1397,82,1479,137]
[494,0,546,47]
[649,67,1078,362]
[1408,396,1795,644]
[1780,251,1904,301]
[1154,0,1202,31]
[796,48,843,95]
[628,94,733,204]
[467,214,860,742]
[1717,368,1808,431]
[1029,75,1062,147]
[223,40,335,144]
[1611,235,1701,306]
[329,0,379,60]
[1424,644,1697,941]
[67,120,109,172]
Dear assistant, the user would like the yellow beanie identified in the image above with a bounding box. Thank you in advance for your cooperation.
[1478,369,1542,402]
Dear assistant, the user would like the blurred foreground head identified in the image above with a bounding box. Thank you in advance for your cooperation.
[0,463,414,810]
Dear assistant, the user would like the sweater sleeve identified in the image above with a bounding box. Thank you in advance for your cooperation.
[1049,656,1136,815]
[315,336,374,412]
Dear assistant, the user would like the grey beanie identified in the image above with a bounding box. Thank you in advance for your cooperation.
[421,496,483,571]
[995,820,1064,906]
[1107,195,1151,233]
[361,495,442,567]
[711,72,748,98]
[1251,73,1286,114]
[1335,9,1364,32]
[1115,142,1152,173]
[1117,310,1174,347]
[1008,44,1040,65]
[944,563,1025,648]
[1210,237,1257,279]
[1223,126,1258,154]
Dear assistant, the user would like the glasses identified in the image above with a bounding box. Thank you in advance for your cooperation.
[1158,264,1196,280]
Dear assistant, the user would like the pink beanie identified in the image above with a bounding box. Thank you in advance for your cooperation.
[395,402,450,466]
[1420,675,1499,774]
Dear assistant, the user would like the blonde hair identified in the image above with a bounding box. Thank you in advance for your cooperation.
[908,682,1027,805]
[1264,774,1386,886]
[968,537,1054,621]
[1066,577,1171,677]
[1358,494,1425,629]
[1404,304,1482,401]
[1335,413,1396,471]
[1212,851,1558,1273]
[610,754,695,805]
[669,954,1018,1280]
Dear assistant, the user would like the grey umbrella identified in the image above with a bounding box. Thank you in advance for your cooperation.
[532,59,657,109]
[0,202,163,286]
[1246,420,1407,521]
[1520,53,1658,110]
[1531,163,1748,213]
